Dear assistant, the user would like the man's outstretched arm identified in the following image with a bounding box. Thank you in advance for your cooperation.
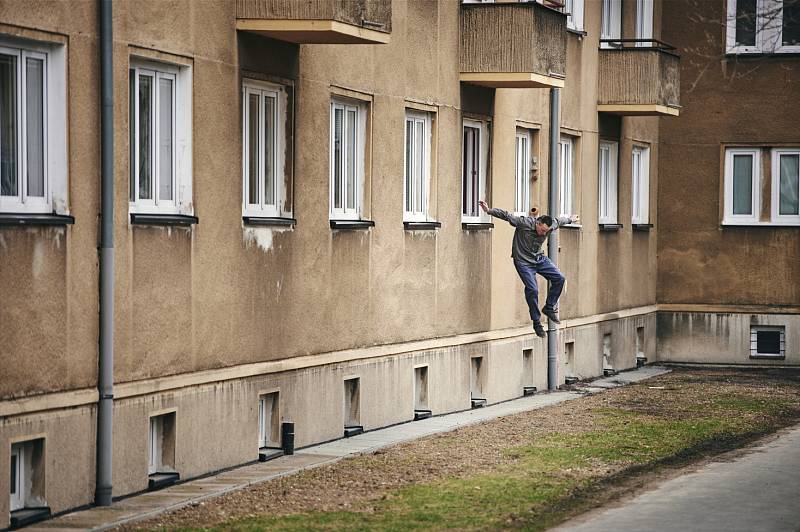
[478,201,530,227]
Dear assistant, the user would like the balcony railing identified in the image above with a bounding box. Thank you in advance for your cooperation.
[236,0,392,44]
[598,39,681,116]
[460,2,567,89]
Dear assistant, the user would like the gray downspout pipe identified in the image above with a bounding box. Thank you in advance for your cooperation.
[96,0,114,507]
[547,88,560,392]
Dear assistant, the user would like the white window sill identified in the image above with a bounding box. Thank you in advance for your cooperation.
[560,223,582,229]
[722,221,800,227]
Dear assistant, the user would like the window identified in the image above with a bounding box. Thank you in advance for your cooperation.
[723,148,760,224]
[10,443,23,511]
[243,80,290,218]
[515,129,531,215]
[330,98,366,220]
[0,38,66,214]
[631,146,650,224]
[771,149,800,223]
[727,0,800,54]
[462,118,488,222]
[404,110,432,222]
[601,0,622,46]
[635,0,654,46]
[129,59,192,215]
[750,326,786,358]
[148,412,176,475]
[598,141,618,224]
[564,0,585,31]
[558,136,574,218]
[9,439,45,512]
[258,392,280,449]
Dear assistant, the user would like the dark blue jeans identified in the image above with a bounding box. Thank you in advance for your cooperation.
[513,257,565,323]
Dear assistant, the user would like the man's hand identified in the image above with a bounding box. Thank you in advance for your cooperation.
[571,214,580,225]
[478,200,489,213]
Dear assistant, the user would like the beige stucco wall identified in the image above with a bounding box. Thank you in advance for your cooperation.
[658,0,800,306]
[0,0,670,518]
[657,312,799,365]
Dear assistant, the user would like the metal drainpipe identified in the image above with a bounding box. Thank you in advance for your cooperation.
[96,0,114,507]
[547,88,560,392]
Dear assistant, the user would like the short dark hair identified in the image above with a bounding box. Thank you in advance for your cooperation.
[538,215,553,227]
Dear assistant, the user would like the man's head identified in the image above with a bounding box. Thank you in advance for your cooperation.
[535,215,553,236]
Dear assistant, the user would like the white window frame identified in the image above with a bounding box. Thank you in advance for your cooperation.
[403,110,432,222]
[0,38,67,215]
[635,0,654,46]
[148,416,162,475]
[461,118,489,223]
[258,392,280,449]
[129,58,192,216]
[564,0,585,31]
[558,136,574,218]
[726,0,800,54]
[598,140,619,224]
[329,98,366,221]
[601,0,622,47]
[10,443,24,511]
[723,148,761,224]
[771,149,800,224]
[514,129,532,216]
[242,80,287,218]
[631,145,650,224]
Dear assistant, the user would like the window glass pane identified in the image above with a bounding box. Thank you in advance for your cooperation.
[463,126,480,217]
[10,453,16,494]
[632,150,641,219]
[779,154,799,215]
[415,120,424,213]
[248,93,259,205]
[784,0,800,45]
[138,74,153,200]
[129,70,135,201]
[732,153,753,215]
[599,148,608,218]
[515,138,522,212]
[158,77,173,202]
[264,95,275,206]
[736,0,757,46]
[405,120,413,213]
[25,57,45,198]
[346,109,357,211]
[0,53,18,197]
[333,107,342,209]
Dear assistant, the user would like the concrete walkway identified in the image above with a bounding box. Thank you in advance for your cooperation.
[555,423,800,532]
[24,366,670,531]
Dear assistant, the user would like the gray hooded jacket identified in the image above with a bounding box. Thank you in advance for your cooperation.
[487,208,573,265]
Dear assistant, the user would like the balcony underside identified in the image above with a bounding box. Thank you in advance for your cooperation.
[597,103,680,116]
[460,72,565,89]
[236,19,390,44]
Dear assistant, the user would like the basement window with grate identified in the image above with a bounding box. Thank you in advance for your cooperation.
[750,326,786,359]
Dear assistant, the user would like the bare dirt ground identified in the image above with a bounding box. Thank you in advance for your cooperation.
[122,367,800,530]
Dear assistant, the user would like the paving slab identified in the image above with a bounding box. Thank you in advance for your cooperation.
[26,365,670,531]
[554,424,800,532]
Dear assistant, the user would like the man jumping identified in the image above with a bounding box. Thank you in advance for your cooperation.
[478,200,579,338]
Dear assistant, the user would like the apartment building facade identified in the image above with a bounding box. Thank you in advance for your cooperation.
[0,0,683,526]
[657,0,800,363]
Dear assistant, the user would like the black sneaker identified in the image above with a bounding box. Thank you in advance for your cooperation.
[542,306,560,324]
[533,321,546,338]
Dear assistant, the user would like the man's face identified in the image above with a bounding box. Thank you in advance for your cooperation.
[535,221,550,236]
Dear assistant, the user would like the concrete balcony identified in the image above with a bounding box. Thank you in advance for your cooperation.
[598,40,681,116]
[236,0,391,44]
[460,2,567,89]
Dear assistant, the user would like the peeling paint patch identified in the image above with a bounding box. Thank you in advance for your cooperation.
[32,239,45,279]
[243,226,292,253]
